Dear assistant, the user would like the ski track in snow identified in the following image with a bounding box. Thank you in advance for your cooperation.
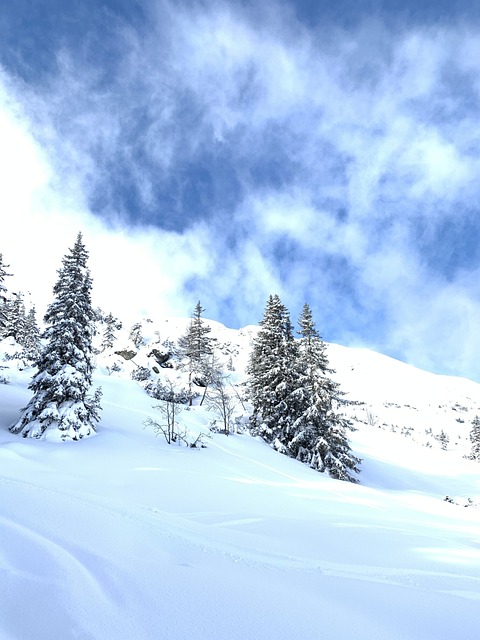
[2,474,480,606]
[0,514,111,602]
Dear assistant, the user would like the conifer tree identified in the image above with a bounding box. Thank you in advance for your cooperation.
[101,312,122,352]
[178,301,214,404]
[2,292,41,360]
[0,253,12,336]
[470,416,480,461]
[291,304,360,481]
[286,303,325,462]
[3,292,27,343]
[22,306,41,360]
[297,303,330,376]
[438,429,449,451]
[248,298,360,482]
[247,294,301,450]
[10,233,102,440]
[178,301,212,364]
[129,321,145,349]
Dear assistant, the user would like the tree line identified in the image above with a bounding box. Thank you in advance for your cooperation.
[2,234,480,478]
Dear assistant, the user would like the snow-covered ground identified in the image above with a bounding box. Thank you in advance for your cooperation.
[1,319,480,639]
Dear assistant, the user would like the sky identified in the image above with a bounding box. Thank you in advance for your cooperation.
[2,0,480,379]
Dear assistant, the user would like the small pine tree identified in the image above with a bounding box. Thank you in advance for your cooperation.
[470,416,480,460]
[101,312,122,352]
[438,429,449,451]
[178,301,213,403]
[21,306,41,360]
[3,292,27,343]
[178,301,213,364]
[129,322,145,349]
[10,233,102,440]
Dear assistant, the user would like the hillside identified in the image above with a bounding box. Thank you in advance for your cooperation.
[1,318,480,640]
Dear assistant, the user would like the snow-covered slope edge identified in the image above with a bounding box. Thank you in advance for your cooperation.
[329,342,480,456]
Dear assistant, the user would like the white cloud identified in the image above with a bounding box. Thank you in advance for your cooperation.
[0,76,218,326]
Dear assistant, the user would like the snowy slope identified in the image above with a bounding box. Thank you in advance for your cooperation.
[330,343,480,459]
[1,320,480,640]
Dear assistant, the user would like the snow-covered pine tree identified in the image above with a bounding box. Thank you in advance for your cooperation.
[178,301,214,403]
[129,321,145,349]
[286,303,325,463]
[10,233,102,440]
[178,301,213,365]
[438,429,449,451]
[3,292,27,343]
[22,306,41,360]
[289,303,360,482]
[0,253,12,337]
[247,294,301,450]
[469,416,480,460]
[101,312,122,352]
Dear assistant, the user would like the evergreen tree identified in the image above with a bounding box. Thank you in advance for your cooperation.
[1,292,41,361]
[470,416,480,460]
[101,312,122,352]
[297,303,330,376]
[3,292,27,343]
[129,321,145,349]
[248,298,360,482]
[247,294,301,450]
[286,302,326,463]
[178,301,213,364]
[178,301,214,403]
[289,303,360,482]
[0,253,12,336]
[22,306,41,360]
[438,429,449,451]
[10,233,102,440]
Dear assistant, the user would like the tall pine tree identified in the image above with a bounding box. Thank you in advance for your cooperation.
[247,294,301,451]
[10,233,102,440]
[290,304,360,481]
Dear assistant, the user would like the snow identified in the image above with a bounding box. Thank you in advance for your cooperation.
[1,321,480,640]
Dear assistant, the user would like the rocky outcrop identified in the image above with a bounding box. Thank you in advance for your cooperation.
[147,348,172,368]
[114,349,137,361]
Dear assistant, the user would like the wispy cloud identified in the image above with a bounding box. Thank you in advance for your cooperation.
[2,1,480,378]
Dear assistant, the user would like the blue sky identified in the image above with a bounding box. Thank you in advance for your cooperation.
[2,0,480,379]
